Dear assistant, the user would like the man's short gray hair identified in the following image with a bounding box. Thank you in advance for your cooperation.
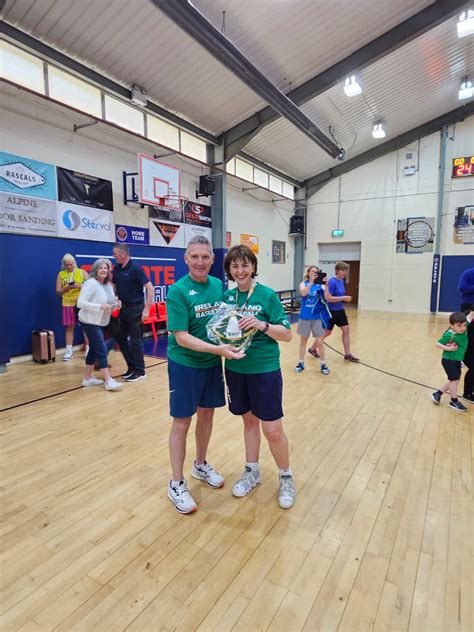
[114,243,129,254]
[186,235,213,254]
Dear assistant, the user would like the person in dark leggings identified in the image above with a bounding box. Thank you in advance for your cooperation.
[462,306,474,403]
[112,243,154,382]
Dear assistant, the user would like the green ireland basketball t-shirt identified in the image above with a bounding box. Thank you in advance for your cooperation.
[224,282,291,374]
[166,274,223,368]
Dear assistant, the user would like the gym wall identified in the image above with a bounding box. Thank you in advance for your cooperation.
[1,85,296,360]
[306,116,474,313]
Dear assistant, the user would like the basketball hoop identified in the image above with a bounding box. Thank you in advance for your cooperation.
[159,195,188,212]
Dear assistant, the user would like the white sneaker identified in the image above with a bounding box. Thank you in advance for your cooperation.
[232,466,261,498]
[63,350,73,361]
[82,377,104,387]
[168,480,197,514]
[278,474,296,509]
[105,378,122,391]
[191,461,224,488]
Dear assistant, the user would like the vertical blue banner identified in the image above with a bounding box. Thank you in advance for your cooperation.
[430,253,441,312]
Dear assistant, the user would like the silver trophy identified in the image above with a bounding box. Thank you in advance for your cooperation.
[207,303,256,352]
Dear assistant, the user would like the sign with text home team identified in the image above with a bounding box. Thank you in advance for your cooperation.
[0,192,57,236]
[115,223,149,245]
[0,151,57,200]
[57,202,114,242]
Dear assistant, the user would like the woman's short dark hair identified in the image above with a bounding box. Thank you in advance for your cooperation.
[224,245,258,282]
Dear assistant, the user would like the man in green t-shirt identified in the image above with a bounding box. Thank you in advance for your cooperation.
[432,311,468,412]
[166,236,244,514]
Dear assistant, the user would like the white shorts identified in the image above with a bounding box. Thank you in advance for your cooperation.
[297,319,325,337]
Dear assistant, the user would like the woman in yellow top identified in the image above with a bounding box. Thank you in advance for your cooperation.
[56,253,88,361]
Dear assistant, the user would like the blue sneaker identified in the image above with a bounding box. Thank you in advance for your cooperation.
[320,363,330,375]
[294,362,305,373]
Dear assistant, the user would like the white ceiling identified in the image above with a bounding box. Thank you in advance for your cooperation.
[2,0,473,181]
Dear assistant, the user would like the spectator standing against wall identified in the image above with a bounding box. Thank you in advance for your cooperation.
[459,267,474,311]
[112,243,154,382]
[56,253,88,361]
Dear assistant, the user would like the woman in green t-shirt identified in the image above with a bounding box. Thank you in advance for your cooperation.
[222,245,296,509]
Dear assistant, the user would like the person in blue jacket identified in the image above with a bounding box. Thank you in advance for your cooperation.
[459,267,474,311]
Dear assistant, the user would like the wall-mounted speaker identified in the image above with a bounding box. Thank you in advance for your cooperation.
[289,215,304,235]
[197,175,216,198]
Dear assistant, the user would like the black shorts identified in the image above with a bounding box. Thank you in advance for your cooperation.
[327,309,349,331]
[225,368,283,421]
[441,358,462,381]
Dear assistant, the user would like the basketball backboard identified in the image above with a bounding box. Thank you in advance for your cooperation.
[138,153,180,206]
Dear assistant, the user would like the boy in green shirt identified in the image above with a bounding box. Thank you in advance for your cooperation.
[432,311,468,412]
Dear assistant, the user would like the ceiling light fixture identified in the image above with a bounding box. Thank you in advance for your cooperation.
[457,9,474,37]
[343,75,362,97]
[458,77,474,100]
[131,85,147,107]
[372,122,386,139]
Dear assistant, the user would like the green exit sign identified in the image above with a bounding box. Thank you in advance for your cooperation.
[332,229,344,237]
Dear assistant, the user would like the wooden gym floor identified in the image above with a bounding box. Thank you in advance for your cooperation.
[0,311,472,631]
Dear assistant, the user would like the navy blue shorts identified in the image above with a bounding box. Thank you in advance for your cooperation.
[224,368,283,421]
[168,359,225,419]
[441,358,462,381]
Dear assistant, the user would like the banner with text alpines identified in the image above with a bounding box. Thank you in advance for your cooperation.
[149,219,185,248]
[0,192,57,237]
[57,167,114,211]
[57,202,114,242]
[0,151,57,200]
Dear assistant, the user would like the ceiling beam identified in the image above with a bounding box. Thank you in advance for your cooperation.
[304,103,474,199]
[150,0,344,160]
[222,0,471,160]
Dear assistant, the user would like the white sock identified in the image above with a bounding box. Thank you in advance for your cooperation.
[171,479,183,486]
[246,462,259,472]
[66,345,73,352]
[279,468,292,477]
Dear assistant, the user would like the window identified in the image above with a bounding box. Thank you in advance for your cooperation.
[180,131,207,162]
[48,66,101,117]
[235,158,253,181]
[282,181,294,199]
[269,175,282,195]
[226,158,236,175]
[104,95,144,135]
[147,115,180,150]
[253,167,269,189]
[0,41,45,93]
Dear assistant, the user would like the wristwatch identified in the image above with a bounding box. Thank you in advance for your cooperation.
[262,321,270,333]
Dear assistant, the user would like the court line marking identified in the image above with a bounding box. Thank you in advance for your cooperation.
[0,359,168,413]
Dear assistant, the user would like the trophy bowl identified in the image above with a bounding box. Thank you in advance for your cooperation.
[207,303,256,352]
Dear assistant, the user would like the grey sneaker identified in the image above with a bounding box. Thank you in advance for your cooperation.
[167,480,197,514]
[278,474,296,509]
[191,461,224,488]
[232,466,261,498]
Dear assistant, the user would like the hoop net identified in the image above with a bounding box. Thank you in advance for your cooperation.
[156,195,188,222]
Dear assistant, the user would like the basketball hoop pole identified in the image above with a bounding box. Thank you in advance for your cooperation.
[123,171,145,207]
